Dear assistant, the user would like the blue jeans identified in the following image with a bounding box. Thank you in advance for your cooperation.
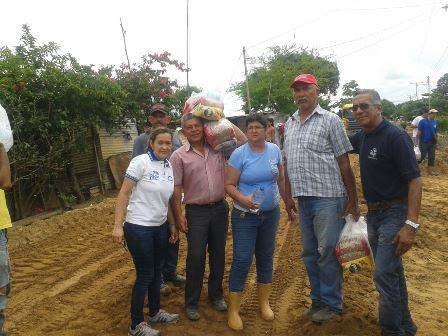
[124,222,167,329]
[367,204,417,336]
[229,206,280,292]
[0,230,10,336]
[297,196,346,312]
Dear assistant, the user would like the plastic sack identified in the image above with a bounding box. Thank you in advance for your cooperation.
[203,119,236,152]
[0,104,13,152]
[414,146,421,161]
[182,90,224,121]
[335,215,374,275]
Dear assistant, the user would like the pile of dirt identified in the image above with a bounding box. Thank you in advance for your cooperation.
[4,154,448,335]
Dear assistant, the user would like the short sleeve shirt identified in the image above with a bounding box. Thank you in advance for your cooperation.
[124,153,174,226]
[284,105,352,197]
[418,118,437,143]
[350,119,420,203]
[411,115,423,138]
[228,142,282,211]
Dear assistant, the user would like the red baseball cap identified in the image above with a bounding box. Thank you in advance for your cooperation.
[290,74,319,88]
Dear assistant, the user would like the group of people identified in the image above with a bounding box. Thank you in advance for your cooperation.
[411,107,439,175]
[113,73,423,336]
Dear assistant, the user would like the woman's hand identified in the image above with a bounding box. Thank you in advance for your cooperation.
[169,224,179,244]
[238,193,259,210]
[112,224,124,245]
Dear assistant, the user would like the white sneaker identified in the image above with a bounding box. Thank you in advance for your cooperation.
[149,309,179,324]
[128,321,160,336]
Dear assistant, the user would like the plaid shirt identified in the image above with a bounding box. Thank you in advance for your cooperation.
[284,105,352,197]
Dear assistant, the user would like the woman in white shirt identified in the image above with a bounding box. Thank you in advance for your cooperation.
[113,127,179,336]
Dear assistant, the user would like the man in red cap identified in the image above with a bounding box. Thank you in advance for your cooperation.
[283,74,359,322]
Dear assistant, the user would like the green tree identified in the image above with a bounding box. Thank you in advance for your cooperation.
[381,99,396,118]
[232,45,339,114]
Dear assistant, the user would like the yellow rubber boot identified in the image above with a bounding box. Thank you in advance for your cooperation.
[258,283,274,321]
[228,291,243,330]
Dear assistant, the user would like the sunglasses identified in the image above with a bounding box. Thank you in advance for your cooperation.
[352,103,378,111]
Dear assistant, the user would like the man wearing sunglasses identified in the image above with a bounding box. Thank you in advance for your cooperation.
[283,74,359,323]
[350,89,422,336]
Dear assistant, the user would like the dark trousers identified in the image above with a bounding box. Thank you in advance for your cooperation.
[184,200,229,309]
[161,223,179,281]
[419,141,435,166]
[124,222,167,328]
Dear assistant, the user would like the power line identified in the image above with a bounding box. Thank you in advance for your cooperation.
[432,45,448,73]
[418,2,436,59]
[320,13,424,50]
[226,52,243,92]
[339,16,428,58]
[344,1,445,11]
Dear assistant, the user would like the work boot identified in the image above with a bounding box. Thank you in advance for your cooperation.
[227,292,243,330]
[257,283,274,321]
[166,274,186,287]
[303,302,323,318]
[310,306,341,323]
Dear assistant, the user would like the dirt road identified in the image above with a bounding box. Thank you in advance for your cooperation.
[5,156,448,335]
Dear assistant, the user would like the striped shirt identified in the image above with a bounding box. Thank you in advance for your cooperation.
[284,105,352,197]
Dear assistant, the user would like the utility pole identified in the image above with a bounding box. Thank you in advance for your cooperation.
[409,81,424,99]
[186,0,190,90]
[427,76,431,109]
[243,46,252,112]
[120,18,131,70]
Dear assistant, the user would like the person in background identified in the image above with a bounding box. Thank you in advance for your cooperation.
[225,113,288,331]
[266,117,275,143]
[283,73,359,323]
[350,89,421,336]
[113,128,179,336]
[410,108,428,146]
[0,142,12,336]
[417,108,438,175]
[170,113,246,321]
[132,103,185,296]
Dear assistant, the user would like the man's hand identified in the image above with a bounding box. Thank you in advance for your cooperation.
[285,197,298,221]
[345,200,360,221]
[177,216,189,233]
[393,225,416,256]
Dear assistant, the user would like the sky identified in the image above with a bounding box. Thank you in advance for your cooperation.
[1,0,448,116]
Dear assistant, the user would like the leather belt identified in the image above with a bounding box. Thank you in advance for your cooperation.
[367,198,407,211]
[187,199,224,208]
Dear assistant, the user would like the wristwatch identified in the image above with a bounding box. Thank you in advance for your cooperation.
[405,219,420,232]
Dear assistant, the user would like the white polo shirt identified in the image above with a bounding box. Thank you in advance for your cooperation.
[124,153,174,227]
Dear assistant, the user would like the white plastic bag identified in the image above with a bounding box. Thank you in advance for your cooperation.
[203,118,237,152]
[414,146,421,161]
[0,104,13,152]
[182,90,225,121]
[335,214,374,275]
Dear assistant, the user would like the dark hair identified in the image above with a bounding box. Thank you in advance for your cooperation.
[421,107,429,114]
[246,113,268,128]
[148,127,172,146]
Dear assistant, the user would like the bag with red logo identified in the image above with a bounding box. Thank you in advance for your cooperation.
[203,118,237,152]
[335,215,374,276]
[182,91,224,121]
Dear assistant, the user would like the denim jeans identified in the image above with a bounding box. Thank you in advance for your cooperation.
[229,206,280,292]
[367,204,417,336]
[124,222,167,329]
[297,196,346,312]
[0,230,10,336]
[184,200,229,309]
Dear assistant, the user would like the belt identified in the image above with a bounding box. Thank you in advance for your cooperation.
[367,198,407,211]
[187,199,224,208]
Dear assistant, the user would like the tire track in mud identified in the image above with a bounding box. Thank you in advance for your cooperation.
[241,217,306,335]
